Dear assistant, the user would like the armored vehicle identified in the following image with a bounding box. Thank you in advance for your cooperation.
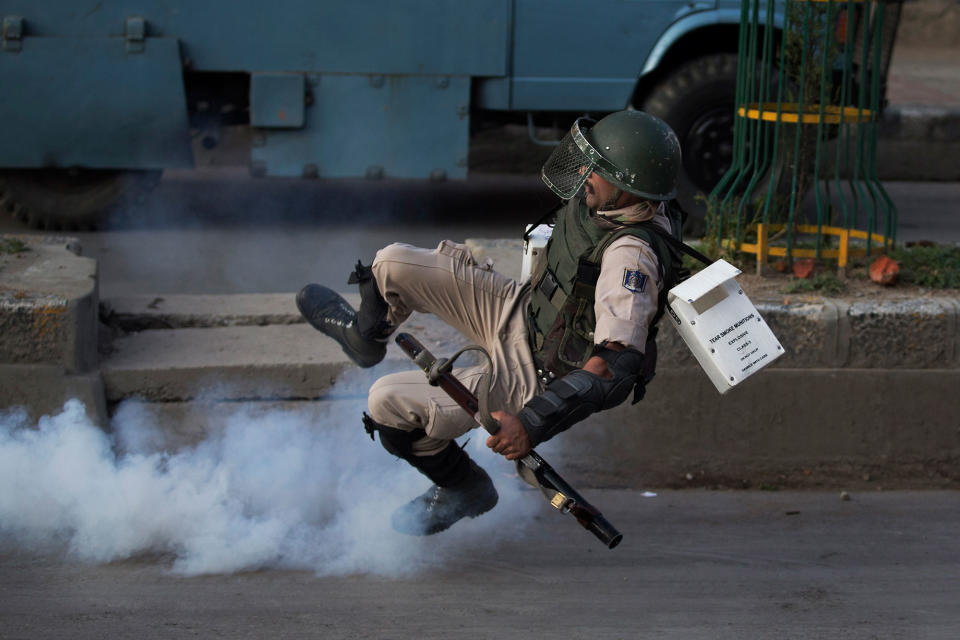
[0,1,755,228]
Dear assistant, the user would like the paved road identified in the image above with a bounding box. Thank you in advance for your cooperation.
[2,172,958,640]
[1,170,543,296]
[1,490,957,639]
[1,171,959,296]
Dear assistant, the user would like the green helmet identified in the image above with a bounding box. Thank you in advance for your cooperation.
[541,110,681,201]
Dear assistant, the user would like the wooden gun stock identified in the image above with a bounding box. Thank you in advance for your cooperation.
[395,332,481,418]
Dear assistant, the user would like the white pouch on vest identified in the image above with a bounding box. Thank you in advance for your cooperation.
[666,259,784,394]
[521,224,553,282]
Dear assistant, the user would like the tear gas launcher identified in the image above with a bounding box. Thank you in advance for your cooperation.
[395,332,622,549]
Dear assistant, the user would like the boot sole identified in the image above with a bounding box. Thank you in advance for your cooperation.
[296,285,385,368]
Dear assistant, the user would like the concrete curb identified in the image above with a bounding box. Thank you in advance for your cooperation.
[547,368,960,488]
[0,365,106,426]
[117,367,960,490]
[846,298,958,367]
[0,235,98,372]
[0,235,104,424]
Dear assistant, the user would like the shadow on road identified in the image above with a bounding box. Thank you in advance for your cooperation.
[105,170,558,231]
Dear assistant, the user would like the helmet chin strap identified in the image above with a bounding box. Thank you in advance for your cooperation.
[597,187,624,212]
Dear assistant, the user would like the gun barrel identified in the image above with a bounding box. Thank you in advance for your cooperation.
[532,452,623,549]
[583,514,623,549]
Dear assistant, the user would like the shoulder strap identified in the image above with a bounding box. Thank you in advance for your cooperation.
[587,224,651,266]
[598,220,714,268]
[571,225,654,289]
[573,214,714,289]
[522,199,564,242]
[575,225,667,300]
[653,230,713,267]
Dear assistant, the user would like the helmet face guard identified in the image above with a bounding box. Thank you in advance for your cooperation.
[540,118,602,200]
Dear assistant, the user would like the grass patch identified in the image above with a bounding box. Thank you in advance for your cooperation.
[781,273,846,295]
[890,245,960,289]
[0,238,29,255]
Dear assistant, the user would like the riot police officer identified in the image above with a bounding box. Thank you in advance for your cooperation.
[297,110,685,536]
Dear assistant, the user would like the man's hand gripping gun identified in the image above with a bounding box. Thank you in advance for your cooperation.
[395,332,623,549]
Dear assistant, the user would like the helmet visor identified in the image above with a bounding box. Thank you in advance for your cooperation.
[540,119,598,200]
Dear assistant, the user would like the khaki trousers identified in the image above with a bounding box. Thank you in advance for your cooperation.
[367,241,540,456]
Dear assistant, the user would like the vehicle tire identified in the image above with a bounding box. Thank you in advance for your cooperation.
[0,169,162,231]
[641,53,739,237]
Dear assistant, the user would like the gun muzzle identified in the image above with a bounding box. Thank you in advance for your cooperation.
[584,514,623,549]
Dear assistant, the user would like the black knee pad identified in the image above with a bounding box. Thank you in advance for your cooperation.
[362,413,425,460]
[361,414,472,486]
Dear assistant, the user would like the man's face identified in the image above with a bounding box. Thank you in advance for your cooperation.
[583,171,623,210]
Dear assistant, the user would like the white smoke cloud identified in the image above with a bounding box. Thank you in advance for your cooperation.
[0,396,538,576]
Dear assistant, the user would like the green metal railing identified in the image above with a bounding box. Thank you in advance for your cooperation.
[710,0,902,274]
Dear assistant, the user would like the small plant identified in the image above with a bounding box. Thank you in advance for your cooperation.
[782,272,846,295]
[701,193,761,260]
[890,245,960,289]
[0,238,29,255]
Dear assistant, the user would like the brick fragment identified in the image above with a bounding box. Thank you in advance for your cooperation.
[793,258,816,279]
[869,255,899,286]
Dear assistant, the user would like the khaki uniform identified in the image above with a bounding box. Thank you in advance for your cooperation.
[368,203,669,456]
[594,203,672,350]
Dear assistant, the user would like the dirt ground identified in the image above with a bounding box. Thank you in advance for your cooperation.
[734,262,960,303]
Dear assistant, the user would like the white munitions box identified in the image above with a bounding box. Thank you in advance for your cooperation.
[666,259,784,394]
[521,224,553,282]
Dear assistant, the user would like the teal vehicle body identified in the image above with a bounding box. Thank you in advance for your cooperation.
[0,0,759,227]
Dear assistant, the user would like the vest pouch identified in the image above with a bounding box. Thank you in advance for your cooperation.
[554,297,595,373]
[539,315,568,377]
[540,296,592,377]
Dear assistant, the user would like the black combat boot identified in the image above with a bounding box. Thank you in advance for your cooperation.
[296,261,392,368]
[390,443,499,536]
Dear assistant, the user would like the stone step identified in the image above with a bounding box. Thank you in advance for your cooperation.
[102,323,348,402]
[100,304,469,402]
[101,292,306,331]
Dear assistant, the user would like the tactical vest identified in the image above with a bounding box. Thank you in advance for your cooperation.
[527,197,684,386]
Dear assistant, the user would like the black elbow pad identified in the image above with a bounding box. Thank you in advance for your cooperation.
[518,347,645,447]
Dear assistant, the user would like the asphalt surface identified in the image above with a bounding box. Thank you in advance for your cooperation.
[0,171,545,296]
[1,490,957,639]
[2,171,959,297]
